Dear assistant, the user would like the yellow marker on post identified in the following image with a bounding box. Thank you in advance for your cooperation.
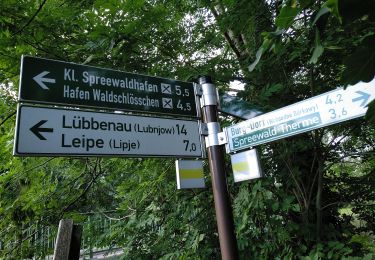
[175,160,205,189]
[230,149,262,182]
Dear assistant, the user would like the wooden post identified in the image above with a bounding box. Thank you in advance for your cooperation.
[53,219,82,260]
[69,225,82,259]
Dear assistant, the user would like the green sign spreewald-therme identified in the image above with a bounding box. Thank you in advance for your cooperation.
[19,56,198,117]
[226,78,375,152]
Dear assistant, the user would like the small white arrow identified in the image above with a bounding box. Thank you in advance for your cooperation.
[33,71,56,90]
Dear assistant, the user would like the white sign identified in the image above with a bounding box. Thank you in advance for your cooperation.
[226,78,375,152]
[230,149,262,182]
[14,105,203,157]
[175,160,205,189]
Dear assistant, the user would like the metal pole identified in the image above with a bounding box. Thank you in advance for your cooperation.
[199,76,239,260]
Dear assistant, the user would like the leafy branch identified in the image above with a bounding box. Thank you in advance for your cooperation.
[0,110,16,127]
[12,0,48,36]
[60,158,104,214]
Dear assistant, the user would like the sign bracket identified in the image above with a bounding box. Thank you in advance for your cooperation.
[200,82,220,107]
[199,122,208,135]
[204,132,227,148]
[194,83,203,96]
[202,122,228,148]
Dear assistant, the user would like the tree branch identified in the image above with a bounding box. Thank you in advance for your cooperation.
[209,4,247,61]
[5,230,38,257]
[0,110,16,127]
[277,147,308,208]
[101,211,136,221]
[60,159,103,213]
[13,0,48,36]
[24,158,56,173]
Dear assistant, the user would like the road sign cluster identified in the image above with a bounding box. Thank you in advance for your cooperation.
[13,57,374,259]
[14,56,203,158]
[14,56,375,158]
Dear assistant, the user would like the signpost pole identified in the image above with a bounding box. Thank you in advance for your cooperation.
[53,219,82,260]
[199,76,238,260]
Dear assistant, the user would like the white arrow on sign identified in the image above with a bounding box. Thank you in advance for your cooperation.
[33,71,56,90]
[225,78,375,152]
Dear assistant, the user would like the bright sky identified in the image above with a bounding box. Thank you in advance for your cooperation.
[229,80,245,96]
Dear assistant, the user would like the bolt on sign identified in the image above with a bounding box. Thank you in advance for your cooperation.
[19,56,198,117]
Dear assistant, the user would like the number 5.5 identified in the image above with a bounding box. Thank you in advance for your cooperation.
[175,85,181,95]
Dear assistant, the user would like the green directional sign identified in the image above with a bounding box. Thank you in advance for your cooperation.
[19,56,197,117]
[225,78,375,152]
[219,92,263,119]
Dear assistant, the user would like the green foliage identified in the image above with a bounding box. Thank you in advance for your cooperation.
[233,180,301,258]
[249,0,375,119]
[323,0,341,23]
[341,35,375,85]
[309,29,324,64]
[276,3,301,29]
[300,242,352,259]
[365,100,375,123]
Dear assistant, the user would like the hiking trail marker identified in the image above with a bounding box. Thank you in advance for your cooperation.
[19,56,197,117]
[225,78,375,153]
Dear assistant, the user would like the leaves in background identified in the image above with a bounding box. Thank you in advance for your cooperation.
[339,0,375,24]
[275,4,301,29]
[365,100,375,124]
[309,29,324,64]
[248,46,265,72]
[312,6,330,26]
[323,0,341,23]
[341,35,375,85]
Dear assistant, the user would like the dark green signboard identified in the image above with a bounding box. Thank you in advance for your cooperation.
[19,56,198,117]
